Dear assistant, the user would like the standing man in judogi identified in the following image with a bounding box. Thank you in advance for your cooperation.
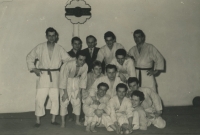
[127,77,166,129]
[110,49,136,83]
[128,29,164,92]
[59,51,88,127]
[67,36,82,122]
[47,37,83,122]
[97,31,124,66]
[26,27,72,127]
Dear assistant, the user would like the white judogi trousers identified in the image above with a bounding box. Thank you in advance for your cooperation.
[60,78,81,116]
[35,88,59,116]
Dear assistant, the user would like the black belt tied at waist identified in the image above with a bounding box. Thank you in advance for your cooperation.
[39,68,60,82]
[135,67,152,87]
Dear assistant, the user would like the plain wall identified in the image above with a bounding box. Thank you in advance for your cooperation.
[0,0,200,113]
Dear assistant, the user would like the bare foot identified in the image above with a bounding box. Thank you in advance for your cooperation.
[91,129,97,133]
[61,122,65,128]
[116,127,121,134]
[86,126,90,132]
[120,127,124,134]
[34,123,40,128]
[125,130,130,134]
[80,117,85,122]
[68,118,74,122]
[51,122,60,126]
[75,122,82,126]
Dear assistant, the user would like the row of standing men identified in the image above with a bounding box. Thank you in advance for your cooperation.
[26,27,165,134]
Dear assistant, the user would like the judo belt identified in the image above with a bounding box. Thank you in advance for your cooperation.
[39,68,60,82]
[135,67,152,87]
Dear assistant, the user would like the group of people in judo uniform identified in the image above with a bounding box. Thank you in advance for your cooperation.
[26,27,166,134]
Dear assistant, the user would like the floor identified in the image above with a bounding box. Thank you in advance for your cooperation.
[0,106,200,135]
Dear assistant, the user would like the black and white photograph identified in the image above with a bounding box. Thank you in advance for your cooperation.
[0,0,200,135]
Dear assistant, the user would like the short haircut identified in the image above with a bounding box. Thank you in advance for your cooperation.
[116,83,128,92]
[92,60,102,69]
[76,50,86,59]
[105,64,117,72]
[131,90,145,101]
[45,27,59,43]
[115,49,127,57]
[133,29,146,41]
[45,27,58,36]
[127,77,139,85]
[104,31,116,40]
[86,35,97,42]
[71,37,82,44]
[97,82,109,90]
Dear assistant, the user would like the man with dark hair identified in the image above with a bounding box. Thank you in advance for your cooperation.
[83,82,117,132]
[105,64,118,72]
[59,50,88,127]
[127,77,166,129]
[111,49,136,83]
[26,27,72,127]
[45,27,59,43]
[89,64,123,98]
[65,37,83,122]
[108,83,133,134]
[82,60,104,100]
[82,35,105,73]
[131,91,145,104]
[128,29,164,92]
[130,91,147,130]
[97,31,124,66]
[97,82,109,90]
[104,31,116,41]
[68,37,82,58]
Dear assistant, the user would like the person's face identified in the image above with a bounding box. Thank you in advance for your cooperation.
[106,68,116,81]
[131,95,142,108]
[117,87,126,100]
[46,31,57,43]
[72,40,82,51]
[116,55,126,65]
[93,66,102,76]
[134,33,144,45]
[86,37,96,49]
[76,55,86,67]
[128,82,139,91]
[97,86,107,98]
[105,37,115,47]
